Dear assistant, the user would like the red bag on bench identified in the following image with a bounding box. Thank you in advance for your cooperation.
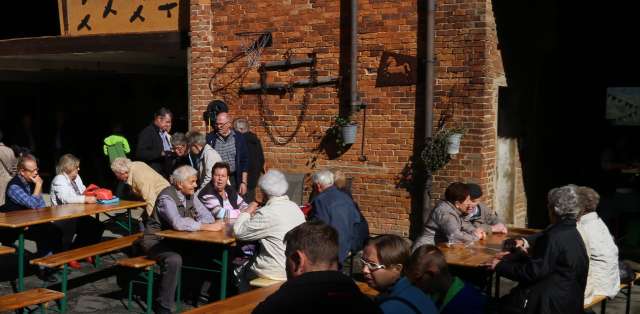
[84,184,114,200]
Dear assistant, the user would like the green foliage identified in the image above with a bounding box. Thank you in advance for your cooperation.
[326,115,355,156]
[420,127,466,173]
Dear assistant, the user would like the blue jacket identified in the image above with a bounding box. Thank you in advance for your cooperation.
[310,186,360,263]
[436,277,487,314]
[1,175,46,212]
[207,130,249,186]
[376,277,438,314]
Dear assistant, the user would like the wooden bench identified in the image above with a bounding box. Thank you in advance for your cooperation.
[249,277,284,288]
[0,288,64,312]
[29,233,142,313]
[584,272,640,314]
[0,245,15,255]
[117,256,157,314]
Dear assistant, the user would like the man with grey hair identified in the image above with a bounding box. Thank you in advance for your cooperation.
[488,184,588,314]
[187,131,221,188]
[111,157,170,217]
[139,165,224,314]
[207,112,249,195]
[233,169,306,291]
[309,169,361,265]
[233,118,265,203]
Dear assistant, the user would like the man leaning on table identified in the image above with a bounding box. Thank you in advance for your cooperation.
[138,165,224,314]
[0,154,63,282]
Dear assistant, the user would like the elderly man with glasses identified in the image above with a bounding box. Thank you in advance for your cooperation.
[0,154,63,282]
[206,112,249,195]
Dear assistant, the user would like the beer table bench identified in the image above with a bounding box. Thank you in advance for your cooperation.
[0,200,146,292]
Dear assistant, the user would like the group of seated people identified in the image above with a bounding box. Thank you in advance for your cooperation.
[0,153,105,280]
[0,116,623,314]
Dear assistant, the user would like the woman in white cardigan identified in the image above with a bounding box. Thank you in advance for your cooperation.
[50,154,105,269]
[576,186,620,305]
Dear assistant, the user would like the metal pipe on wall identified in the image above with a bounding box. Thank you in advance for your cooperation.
[350,0,359,112]
[423,0,436,222]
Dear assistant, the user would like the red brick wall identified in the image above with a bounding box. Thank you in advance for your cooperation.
[189,0,523,235]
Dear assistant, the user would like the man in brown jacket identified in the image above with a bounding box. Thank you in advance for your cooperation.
[111,157,170,217]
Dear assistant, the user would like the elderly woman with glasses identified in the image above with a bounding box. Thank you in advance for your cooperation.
[187,131,222,188]
[50,154,106,269]
[362,234,438,314]
[488,185,589,314]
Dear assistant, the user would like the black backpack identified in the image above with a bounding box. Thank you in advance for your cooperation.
[351,203,370,252]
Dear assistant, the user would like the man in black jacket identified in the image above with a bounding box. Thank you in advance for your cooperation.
[253,221,380,314]
[136,108,173,178]
[233,118,265,203]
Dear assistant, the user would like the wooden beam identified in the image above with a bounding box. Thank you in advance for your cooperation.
[0,31,188,56]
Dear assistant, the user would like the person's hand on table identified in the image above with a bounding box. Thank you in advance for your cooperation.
[473,228,487,240]
[491,223,508,234]
[201,220,225,232]
[85,196,97,204]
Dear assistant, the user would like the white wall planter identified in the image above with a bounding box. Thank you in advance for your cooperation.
[447,133,463,155]
[341,123,358,144]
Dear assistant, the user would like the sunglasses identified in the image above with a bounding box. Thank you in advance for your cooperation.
[360,258,386,271]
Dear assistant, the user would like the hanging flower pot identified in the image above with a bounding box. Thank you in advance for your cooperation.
[341,123,358,145]
[447,132,463,155]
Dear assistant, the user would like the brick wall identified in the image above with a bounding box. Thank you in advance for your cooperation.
[189,0,526,235]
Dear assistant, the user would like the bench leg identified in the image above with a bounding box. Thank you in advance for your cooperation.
[626,284,631,314]
[127,277,134,311]
[60,264,68,314]
[39,303,45,314]
[219,248,229,300]
[601,298,607,314]
[175,268,182,313]
[146,267,154,314]
[95,255,102,268]
[495,274,501,298]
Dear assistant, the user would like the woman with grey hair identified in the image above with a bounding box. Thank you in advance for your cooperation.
[575,186,620,305]
[168,132,190,171]
[232,169,306,291]
[488,184,589,314]
[187,131,222,188]
[50,154,105,269]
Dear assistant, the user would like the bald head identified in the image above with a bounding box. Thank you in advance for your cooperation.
[216,112,232,136]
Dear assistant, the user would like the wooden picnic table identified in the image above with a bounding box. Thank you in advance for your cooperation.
[155,229,236,300]
[184,280,378,314]
[0,200,146,291]
[437,227,540,267]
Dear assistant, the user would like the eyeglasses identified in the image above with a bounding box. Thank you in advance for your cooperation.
[360,258,386,271]
[216,121,230,127]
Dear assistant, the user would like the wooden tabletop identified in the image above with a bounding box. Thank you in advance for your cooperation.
[184,280,378,314]
[0,200,146,228]
[0,245,16,255]
[437,227,541,267]
[155,229,236,245]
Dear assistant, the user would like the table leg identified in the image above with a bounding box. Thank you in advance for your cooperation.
[127,208,132,235]
[18,229,25,292]
[494,273,501,298]
[219,247,229,300]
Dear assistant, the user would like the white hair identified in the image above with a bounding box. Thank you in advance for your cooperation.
[258,169,289,198]
[312,169,334,188]
[547,185,581,218]
[111,157,132,174]
[170,165,198,185]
